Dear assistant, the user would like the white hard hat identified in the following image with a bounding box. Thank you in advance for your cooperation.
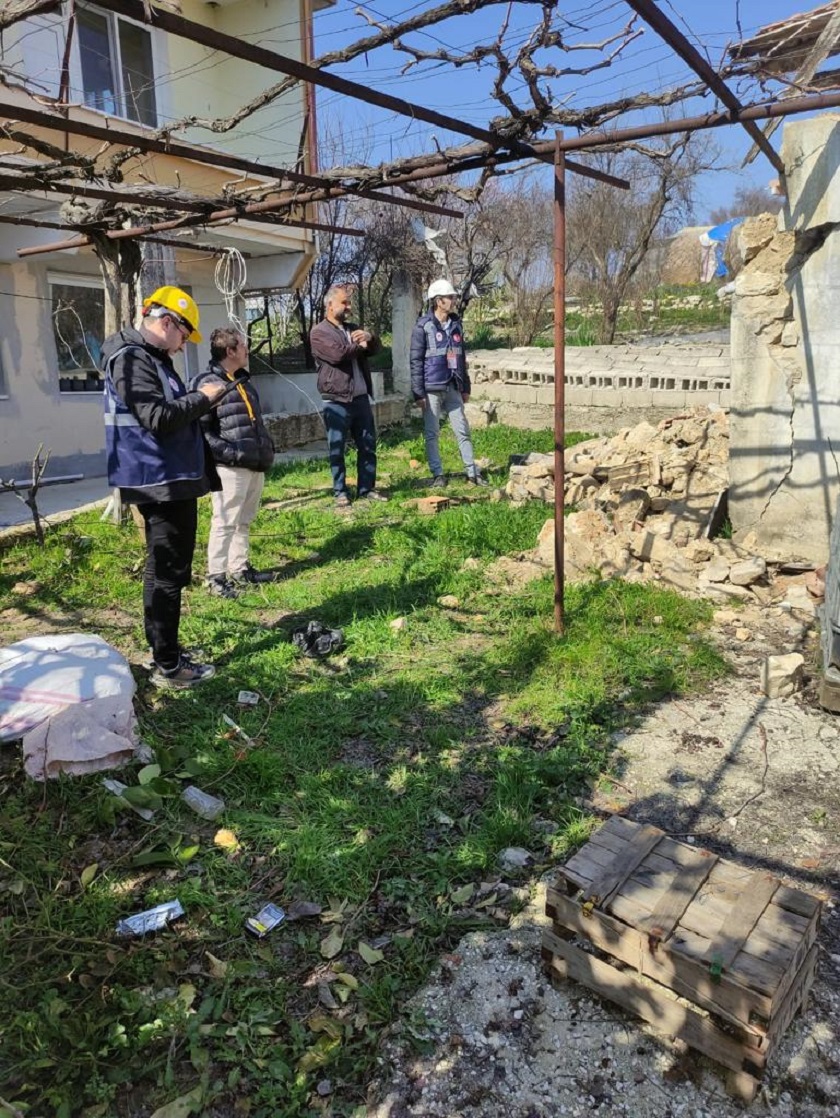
[427,279,457,301]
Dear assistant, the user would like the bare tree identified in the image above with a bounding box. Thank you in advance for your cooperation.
[709,184,783,226]
[568,135,716,344]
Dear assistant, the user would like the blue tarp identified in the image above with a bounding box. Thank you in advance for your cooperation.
[703,217,746,277]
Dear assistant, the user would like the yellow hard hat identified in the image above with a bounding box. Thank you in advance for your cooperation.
[142,286,202,343]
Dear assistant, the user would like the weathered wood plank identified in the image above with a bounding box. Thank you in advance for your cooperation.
[543,930,765,1074]
[591,824,665,907]
[669,923,785,996]
[765,943,818,1045]
[773,883,821,920]
[646,848,718,940]
[759,901,810,940]
[545,886,770,1026]
[710,872,780,970]
[765,902,822,1018]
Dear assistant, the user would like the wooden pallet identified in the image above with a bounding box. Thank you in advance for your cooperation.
[542,816,821,1102]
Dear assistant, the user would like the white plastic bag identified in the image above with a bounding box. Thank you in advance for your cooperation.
[0,633,139,778]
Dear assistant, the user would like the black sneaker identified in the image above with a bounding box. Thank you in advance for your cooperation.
[466,472,488,487]
[230,564,275,585]
[206,575,238,599]
[151,654,216,689]
[359,489,389,502]
[431,474,447,488]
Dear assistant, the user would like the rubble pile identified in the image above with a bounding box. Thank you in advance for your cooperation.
[506,407,801,601]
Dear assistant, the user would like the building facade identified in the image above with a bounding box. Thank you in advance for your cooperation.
[0,0,328,479]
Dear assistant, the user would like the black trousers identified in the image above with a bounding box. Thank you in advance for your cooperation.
[138,499,197,671]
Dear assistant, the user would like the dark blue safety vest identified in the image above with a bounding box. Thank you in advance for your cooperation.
[418,313,467,392]
[103,346,205,491]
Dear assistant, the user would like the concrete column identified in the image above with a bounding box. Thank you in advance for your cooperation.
[391,269,421,399]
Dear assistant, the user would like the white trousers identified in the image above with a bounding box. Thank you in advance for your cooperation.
[206,465,265,578]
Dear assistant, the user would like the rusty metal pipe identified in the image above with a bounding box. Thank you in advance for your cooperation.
[553,133,566,636]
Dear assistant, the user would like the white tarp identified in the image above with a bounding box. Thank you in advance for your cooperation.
[0,633,138,779]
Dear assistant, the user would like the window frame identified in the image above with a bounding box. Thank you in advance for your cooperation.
[75,2,158,128]
[49,272,106,394]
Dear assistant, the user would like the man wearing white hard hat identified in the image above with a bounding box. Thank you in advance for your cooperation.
[410,280,486,488]
[102,286,225,688]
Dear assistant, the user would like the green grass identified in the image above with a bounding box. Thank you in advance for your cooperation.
[0,423,725,1117]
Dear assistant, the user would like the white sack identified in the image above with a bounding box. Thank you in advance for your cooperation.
[0,633,139,779]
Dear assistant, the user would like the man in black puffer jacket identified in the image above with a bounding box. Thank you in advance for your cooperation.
[192,326,276,597]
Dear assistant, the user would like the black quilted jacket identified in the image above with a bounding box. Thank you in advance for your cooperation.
[192,363,275,472]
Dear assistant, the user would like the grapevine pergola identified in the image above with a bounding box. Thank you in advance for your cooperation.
[3,0,840,628]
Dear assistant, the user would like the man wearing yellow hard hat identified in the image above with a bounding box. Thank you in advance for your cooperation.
[102,286,225,687]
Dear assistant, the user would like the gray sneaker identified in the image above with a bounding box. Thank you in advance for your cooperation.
[359,489,389,502]
[467,471,488,487]
[431,474,447,488]
[151,654,216,689]
[206,575,238,599]
[335,492,352,509]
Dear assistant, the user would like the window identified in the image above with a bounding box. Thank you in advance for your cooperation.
[51,278,105,394]
[77,5,157,126]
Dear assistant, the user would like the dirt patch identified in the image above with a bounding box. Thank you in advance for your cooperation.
[368,607,840,1118]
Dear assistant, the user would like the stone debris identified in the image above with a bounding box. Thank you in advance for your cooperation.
[505,408,825,610]
[405,495,450,515]
[463,400,497,428]
[762,653,806,698]
[497,846,535,870]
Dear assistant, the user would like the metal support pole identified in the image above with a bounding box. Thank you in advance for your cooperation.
[553,133,566,636]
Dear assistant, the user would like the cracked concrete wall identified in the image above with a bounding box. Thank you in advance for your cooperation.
[729,113,840,563]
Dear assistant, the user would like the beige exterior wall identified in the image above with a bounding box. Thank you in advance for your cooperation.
[0,0,327,477]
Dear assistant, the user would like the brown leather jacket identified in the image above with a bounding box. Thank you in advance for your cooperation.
[311,318,380,404]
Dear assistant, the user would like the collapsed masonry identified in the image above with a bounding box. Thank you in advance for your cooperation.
[507,407,822,612]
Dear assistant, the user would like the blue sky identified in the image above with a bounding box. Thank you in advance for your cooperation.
[312,0,820,222]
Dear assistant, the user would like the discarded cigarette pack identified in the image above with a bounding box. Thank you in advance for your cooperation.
[116,899,185,937]
[182,784,225,820]
[237,690,260,706]
[245,903,286,938]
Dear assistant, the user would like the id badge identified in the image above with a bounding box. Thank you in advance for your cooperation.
[446,347,458,371]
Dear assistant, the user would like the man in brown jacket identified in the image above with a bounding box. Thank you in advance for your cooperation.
[310,285,387,507]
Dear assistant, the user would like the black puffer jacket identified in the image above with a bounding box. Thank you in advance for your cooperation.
[192,363,275,472]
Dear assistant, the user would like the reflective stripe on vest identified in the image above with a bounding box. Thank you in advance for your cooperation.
[103,346,204,490]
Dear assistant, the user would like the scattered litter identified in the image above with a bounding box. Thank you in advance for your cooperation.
[291,620,344,658]
[498,846,534,869]
[222,713,255,748]
[134,741,155,764]
[102,777,155,821]
[245,902,286,938]
[181,785,225,820]
[237,690,260,706]
[390,617,407,631]
[116,899,184,937]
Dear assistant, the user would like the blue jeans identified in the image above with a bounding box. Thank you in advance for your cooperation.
[423,383,476,477]
[323,395,377,497]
